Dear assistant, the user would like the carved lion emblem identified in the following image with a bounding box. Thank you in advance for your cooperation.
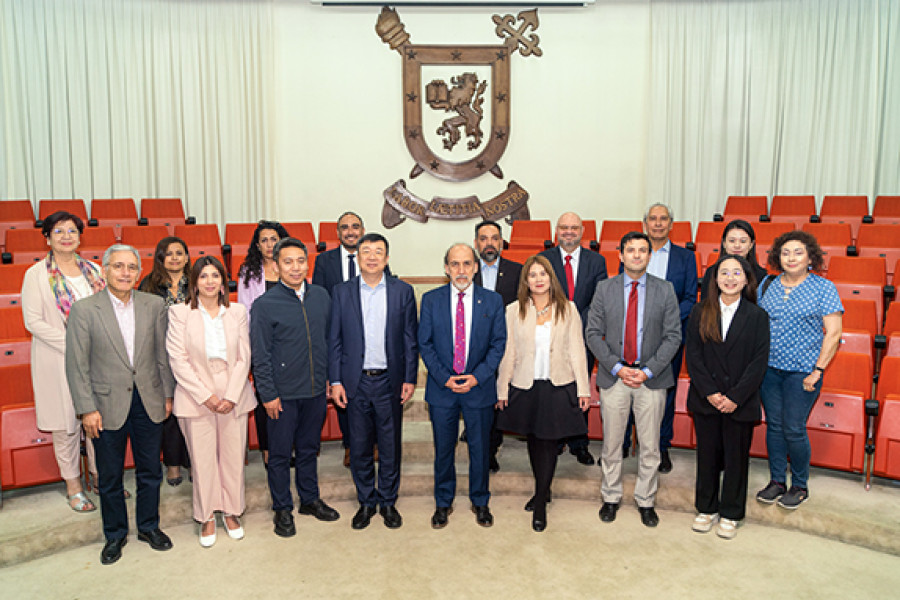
[425,73,488,151]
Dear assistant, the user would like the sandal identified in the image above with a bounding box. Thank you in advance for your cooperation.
[67,491,97,513]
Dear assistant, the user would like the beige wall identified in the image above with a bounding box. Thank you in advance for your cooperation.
[273,2,650,276]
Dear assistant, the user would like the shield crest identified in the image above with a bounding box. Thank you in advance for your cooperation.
[402,45,511,182]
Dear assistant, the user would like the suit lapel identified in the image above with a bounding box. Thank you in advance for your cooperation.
[721,300,749,355]
[133,292,148,366]
[548,250,569,300]
[349,277,364,340]
[96,291,131,367]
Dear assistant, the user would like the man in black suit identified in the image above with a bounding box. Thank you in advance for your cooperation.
[471,220,522,472]
[313,211,390,467]
[329,233,418,530]
[540,212,608,465]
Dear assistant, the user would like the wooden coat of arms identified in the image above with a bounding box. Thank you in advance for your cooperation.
[376,7,542,228]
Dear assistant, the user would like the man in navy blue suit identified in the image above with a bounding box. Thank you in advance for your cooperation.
[329,233,418,530]
[540,212,608,466]
[419,243,506,529]
[624,203,697,472]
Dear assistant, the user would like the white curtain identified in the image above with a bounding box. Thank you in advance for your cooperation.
[648,0,900,223]
[0,0,275,226]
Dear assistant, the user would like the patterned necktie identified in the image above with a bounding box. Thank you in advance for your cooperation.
[348,254,356,280]
[624,281,639,364]
[564,254,575,300]
[453,291,466,374]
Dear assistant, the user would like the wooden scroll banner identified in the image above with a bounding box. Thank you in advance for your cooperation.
[382,180,531,228]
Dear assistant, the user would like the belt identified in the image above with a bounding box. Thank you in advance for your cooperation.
[362,369,387,377]
[620,361,641,369]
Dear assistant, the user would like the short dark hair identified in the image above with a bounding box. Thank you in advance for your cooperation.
[42,211,85,237]
[358,232,389,255]
[474,220,502,238]
[189,255,230,309]
[767,230,825,273]
[619,231,651,252]
[338,211,364,227]
[273,237,307,263]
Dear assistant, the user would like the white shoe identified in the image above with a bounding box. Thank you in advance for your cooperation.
[199,519,217,548]
[692,513,717,533]
[717,518,739,539]
[224,515,244,540]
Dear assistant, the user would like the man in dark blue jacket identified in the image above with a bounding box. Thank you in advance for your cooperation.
[251,238,341,537]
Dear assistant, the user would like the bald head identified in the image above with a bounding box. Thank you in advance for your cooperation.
[556,212,584,252]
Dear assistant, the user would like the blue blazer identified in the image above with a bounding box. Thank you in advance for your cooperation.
[418,284,507,409]
[328,275,418,399]
[312,247,393,295]
[539,247,608,326]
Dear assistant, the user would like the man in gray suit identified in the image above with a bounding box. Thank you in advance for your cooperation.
[585,231,681,528]
[66,244,176,565]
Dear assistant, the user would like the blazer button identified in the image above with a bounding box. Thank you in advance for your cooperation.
[127,386,133,392]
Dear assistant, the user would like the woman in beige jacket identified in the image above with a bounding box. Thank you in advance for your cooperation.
[21,211,106,512]
[496,254,590,532]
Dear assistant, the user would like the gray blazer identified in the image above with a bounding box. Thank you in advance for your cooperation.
[65,290,176,430]
[585,273,682,391]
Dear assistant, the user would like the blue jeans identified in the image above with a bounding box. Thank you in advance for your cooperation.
[760,367,822,489]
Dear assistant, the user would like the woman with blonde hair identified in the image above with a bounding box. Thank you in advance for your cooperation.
[496,254,590,532]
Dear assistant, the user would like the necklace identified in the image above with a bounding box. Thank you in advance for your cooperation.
[536,304,551,317]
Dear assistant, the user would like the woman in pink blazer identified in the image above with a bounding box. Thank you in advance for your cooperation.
[167,256,256,547]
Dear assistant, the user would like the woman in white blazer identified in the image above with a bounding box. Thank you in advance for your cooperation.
[166,256,256,547]
[21,211,106,512]
[496,254,591,532]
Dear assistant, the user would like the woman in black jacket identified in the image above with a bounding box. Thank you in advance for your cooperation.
[686,254,769,539]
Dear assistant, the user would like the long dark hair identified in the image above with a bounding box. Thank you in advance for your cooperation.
[238,220,290,285]
[720,219,763,272]
[698,254,758,343]
[140,236,190,294]
[189,256,230,309]
[516,255,569,323]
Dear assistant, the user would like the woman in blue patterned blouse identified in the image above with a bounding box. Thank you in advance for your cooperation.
[755,231,843,510]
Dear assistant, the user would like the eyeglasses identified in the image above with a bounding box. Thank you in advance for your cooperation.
[52,228,79,236]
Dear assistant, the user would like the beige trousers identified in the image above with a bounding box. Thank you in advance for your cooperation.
[51,429,96,482]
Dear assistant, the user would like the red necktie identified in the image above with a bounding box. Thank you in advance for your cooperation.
[453,291,466,374]
[564,254,575,300]
[624,281,638,365]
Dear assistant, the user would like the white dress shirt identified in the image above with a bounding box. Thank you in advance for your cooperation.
[647,240,671,280]
[450,285,474,369]
[201,305,228,361]
[720,297,741,341]
[340,245,358,282]
[533,321,552,380]
[108,289,135,366]
[559,246,582,288]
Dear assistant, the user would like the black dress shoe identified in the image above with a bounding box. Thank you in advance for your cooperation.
[524,491,552,512]
[599,502,619,523]
[137,528,173,551]
[273,509,296,537]
[622,445,630,459]
[532,515,547,532]
[100,537,127,565]
[472,505,493,527]
[489,454,500,473]
[639,507,660,527]
[572,446,595,465]
[431,506,452,529]
[298,499,340,522]
[351,505,377,530]
[658,450,673,473]
[380,505,403,529]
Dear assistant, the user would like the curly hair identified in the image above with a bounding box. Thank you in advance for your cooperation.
[767,230,825,273]
[238,220,290,286]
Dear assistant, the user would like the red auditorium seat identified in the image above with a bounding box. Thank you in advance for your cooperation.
[873,394,900,480]
[752,222,794,268]
[587,368,604,441]
[281,222,318,252]
[0,200,36,250]
[693,222,727,267]
[223,223,259,276]
[174,224,222,260]
[5,229,47,264]
[121,225,170,260]
[317,221,339,252]
[855,224,900,278]
[600,250,620,274]
[872,195,900,224]
[38,200,88,225]
[884,304,900,358]
[0,404,61,489]
[0,364,33,409]
[807,352,871,473]
[769,195,816,229]
[801,222,851,272]
[502,249,537,266]
[669,221,693,248]
[89,198,138,237]
[510,220,552,252]
[819,195,869,241]
[78,227,117,263]
[718,195,767,222]
[140,198,191,235]
[599,220,643,253]
[827,256,887,327]
[0,307,31,367]
[672,360,695,448]
[0,264,30,307]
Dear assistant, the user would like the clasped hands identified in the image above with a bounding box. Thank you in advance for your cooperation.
[617,366,648,389]
[204,394,235,415]
[706,392,737,413]
[445,374,478,394]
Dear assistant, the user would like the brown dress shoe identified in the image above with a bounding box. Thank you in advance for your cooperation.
[343,448,351,468]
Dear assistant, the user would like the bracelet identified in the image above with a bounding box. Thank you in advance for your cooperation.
[814,366,825,374]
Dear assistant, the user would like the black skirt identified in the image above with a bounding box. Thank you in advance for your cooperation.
[496,380,587,440]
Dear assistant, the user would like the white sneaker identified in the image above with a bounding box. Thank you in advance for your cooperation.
[692,513,717,533]
[717,518,739,539]
[199,519,217,548]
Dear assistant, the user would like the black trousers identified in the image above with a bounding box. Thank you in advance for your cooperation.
[692,411,754,521]
[92,388,163,541]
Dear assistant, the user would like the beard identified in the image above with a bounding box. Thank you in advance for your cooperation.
[478,247,499,263]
